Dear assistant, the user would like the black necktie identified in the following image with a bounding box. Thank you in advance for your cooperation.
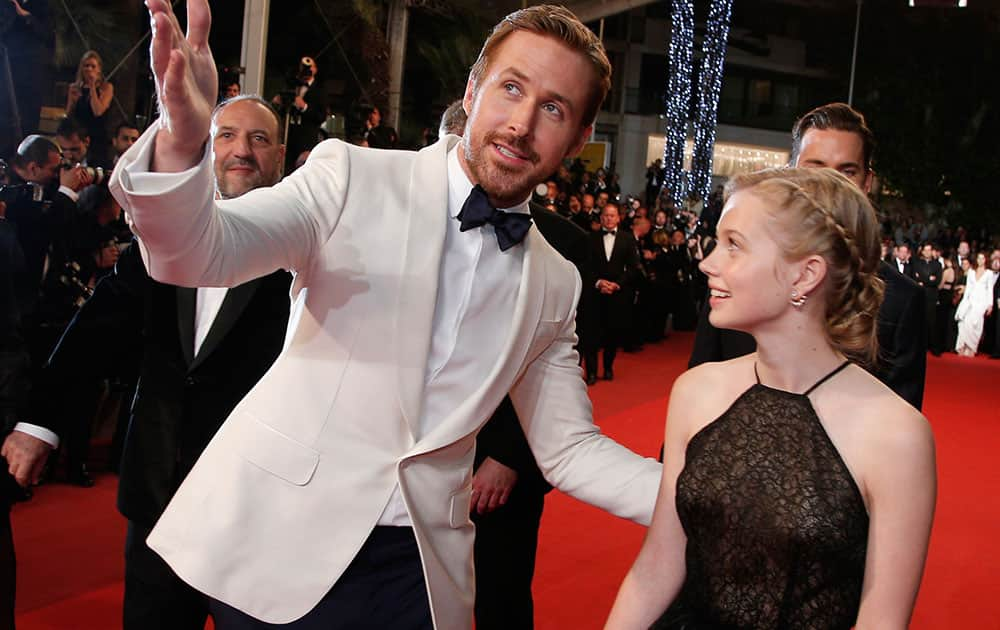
[457,185,532,252]
[603,229,616,236]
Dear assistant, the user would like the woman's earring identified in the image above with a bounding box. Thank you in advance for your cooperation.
[790,289,808,308]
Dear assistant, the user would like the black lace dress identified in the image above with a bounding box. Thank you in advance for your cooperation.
[653,362,869,630]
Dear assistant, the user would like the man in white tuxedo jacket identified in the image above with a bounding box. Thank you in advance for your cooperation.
[111,3,662,628]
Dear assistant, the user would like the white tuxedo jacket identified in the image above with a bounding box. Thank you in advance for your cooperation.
[110,130,661,627]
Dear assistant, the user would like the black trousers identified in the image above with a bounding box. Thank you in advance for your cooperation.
[584,309,623,377]
[210,527,432,630]
[123,521,210,630]
[472,485,546,630]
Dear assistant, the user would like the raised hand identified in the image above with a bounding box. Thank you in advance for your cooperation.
[148,0,218,171]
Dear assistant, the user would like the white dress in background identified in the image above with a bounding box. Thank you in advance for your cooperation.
[955,268,997,354]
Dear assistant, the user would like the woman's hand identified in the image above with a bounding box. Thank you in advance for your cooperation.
[11,0,30,18]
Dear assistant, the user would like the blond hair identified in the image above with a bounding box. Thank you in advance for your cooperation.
[74,50,105,88]
[726,168,885,368]
[469,5,611,127]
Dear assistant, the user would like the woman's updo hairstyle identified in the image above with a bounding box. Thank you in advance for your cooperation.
[725,167,885,368]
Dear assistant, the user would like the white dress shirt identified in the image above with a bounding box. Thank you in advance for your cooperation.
[377,146,527,526]
[194,287,229,356]
[603,230,616,261]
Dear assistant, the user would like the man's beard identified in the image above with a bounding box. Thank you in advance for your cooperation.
[462,130,540,207]
[217,158,264,199]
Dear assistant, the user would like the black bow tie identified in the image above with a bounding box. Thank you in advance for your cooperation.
[457,185,532,251]
[603,229,617,236]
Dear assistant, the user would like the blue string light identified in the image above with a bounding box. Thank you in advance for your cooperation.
[661,0,694,209]
[691,0,734,202]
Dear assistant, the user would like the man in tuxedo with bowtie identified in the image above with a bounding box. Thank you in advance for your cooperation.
[111,3,661,629]
[436,99,591,630]
[45,95,291,630]
[893,243,915,279]
[584,203,641,385]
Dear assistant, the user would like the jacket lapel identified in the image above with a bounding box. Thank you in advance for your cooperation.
[190,279,262,370]
[409,227,546,456]
[394,137,455,437]
[176,287,196,366]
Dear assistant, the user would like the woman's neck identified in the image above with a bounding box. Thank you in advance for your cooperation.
[752,314,846,393]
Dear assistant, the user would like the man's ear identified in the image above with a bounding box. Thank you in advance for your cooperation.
[862,168,874,195]
[462,78,476,118]
[565,124,593,160]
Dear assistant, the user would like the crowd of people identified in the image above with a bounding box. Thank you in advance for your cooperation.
[886,236,999,358]
[0,1,990,629]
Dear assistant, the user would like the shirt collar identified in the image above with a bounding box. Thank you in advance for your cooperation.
[446,144,529,220]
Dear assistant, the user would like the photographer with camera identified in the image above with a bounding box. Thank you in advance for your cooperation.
[54,117,93,169]
[5,136,93,313]
[272,56,325,172]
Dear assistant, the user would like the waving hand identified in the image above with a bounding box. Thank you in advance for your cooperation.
[147,0,218,171]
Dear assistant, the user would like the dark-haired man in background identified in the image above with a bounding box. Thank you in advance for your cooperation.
[689,102,926,410]
[111,121,141,166]
[912,242,942,356]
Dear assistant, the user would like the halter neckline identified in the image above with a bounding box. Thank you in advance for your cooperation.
[753,360,851,397]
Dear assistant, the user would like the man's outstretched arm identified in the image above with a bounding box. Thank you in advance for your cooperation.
[111,0,343,288]
[509,275,661,525]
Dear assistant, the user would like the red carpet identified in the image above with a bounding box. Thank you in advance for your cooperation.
[12,332,1000,629]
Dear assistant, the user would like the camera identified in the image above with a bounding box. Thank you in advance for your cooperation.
[62,162,105,186]
[83,166,106,185]
[0,182,44,205]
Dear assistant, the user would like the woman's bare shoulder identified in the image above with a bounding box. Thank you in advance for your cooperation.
[668,355,756,434]
[838,366,934,458]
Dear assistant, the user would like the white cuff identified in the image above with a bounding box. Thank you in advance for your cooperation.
[58,186,79,202]
[13,423,59,449]
[114,123,212,198]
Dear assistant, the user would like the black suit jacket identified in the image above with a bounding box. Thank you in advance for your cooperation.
[42,242,292,527]
[474,204,589,493]
[688,260,926,410]
[912,258,942,290]
[587,230,641,336]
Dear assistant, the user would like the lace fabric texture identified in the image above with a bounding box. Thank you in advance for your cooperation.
[653,383,868,630]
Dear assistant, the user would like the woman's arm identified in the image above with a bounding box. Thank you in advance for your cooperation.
[605,369,703,629]
[65,83,80,114]
[90,81,114,117]
[855,406,936,630]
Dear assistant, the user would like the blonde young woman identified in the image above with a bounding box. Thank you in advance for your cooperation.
[606,168,936,630]
[65,50,114,166]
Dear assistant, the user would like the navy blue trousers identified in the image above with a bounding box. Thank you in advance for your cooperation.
[209,526,433,630]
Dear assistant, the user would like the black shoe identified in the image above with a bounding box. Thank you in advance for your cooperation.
[603,368,614,381]
[68,465,95,488]
[586,374,598,386]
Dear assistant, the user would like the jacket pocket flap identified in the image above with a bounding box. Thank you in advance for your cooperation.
[237,416,320,486]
